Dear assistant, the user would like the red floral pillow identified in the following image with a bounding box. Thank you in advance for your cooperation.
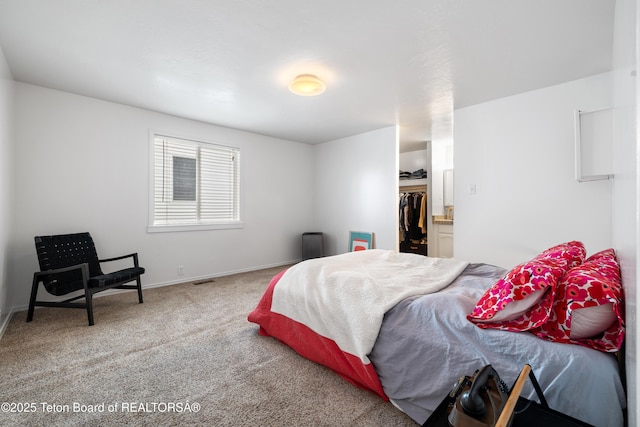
[536,241,587,269]
[531,249,624,352]
[467,241,586,331]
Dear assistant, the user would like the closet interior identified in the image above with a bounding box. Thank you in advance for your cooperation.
[399,143,430,256]
[399,183,428,255]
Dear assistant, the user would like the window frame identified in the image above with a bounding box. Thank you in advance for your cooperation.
[147,130,244,233]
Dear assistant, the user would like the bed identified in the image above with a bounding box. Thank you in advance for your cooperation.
[248,246,626,426]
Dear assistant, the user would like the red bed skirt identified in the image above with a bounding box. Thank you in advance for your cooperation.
[248,270,388,400]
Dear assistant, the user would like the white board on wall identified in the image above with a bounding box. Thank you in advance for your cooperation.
[575,107,614,182]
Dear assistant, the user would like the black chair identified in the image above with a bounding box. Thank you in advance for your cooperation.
[27,232,145,326]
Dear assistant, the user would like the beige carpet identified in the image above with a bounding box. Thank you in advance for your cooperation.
[0,266,418,426]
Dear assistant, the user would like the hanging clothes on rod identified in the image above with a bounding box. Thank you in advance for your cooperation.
[399,190,427,243]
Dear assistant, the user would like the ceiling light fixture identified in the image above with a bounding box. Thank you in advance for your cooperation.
[288,74,326,96]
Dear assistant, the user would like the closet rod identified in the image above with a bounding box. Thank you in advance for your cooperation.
[399,184,427,193]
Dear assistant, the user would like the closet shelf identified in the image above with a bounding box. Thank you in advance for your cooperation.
[399,178,427,187]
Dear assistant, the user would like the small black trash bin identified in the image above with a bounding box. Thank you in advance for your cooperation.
[302,232,324,260]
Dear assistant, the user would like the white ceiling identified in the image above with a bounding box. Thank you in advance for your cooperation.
[0,1,614,151]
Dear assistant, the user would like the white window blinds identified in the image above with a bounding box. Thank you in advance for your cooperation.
[152,135,240,227]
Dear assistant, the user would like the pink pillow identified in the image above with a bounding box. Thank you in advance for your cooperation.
[532,249,624,352]
[467,241,586,331]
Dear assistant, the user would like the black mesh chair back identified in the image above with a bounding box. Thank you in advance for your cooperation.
[34,233,102,296]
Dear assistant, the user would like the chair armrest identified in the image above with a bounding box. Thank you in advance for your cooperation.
[99,253,140,267]
[33,263,89,280]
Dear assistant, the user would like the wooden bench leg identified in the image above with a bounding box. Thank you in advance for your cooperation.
[27,275,40,322]
[86,294,95,326]
[136,277,143,304]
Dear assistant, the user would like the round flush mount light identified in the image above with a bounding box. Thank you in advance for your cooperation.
[288,74,326,96]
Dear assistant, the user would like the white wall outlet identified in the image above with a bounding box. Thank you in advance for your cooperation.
[178,266,184,276]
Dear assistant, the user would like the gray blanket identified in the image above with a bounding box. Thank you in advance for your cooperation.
[369,263,625,427]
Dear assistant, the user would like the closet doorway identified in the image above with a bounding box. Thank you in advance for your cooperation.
[398,143,432,256]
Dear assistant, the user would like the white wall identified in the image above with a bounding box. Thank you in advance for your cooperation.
[9,83,315,310]
[612,0,638,424]
[399,147,428,174]
[0,45,14,332]
[430,138,454,217]
[7,83,399,315]
[314,126,398,255]
[454,73,613,268]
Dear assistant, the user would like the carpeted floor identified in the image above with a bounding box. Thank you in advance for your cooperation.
[0,266,418,426]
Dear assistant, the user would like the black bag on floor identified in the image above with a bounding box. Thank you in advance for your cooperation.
[422,364,593,427]
[428,365,509,427]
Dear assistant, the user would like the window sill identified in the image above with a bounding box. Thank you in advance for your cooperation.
[147,222,245,233]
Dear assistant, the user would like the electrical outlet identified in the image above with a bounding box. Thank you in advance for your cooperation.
[178,266,184,276]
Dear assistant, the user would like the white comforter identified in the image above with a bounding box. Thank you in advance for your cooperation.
[271,249,469,363]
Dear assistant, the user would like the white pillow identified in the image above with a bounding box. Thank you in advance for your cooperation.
[477,288,546,323]
[570,303,617,340]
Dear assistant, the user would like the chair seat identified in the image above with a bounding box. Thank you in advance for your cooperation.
[88,267,146,288]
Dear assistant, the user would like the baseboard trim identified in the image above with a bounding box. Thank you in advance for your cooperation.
[3,259,300,338]
[143,259,299,290]
[0,307,15,341]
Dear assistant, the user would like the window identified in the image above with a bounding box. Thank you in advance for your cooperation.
[172,156,197,201]
[149,134,241,231]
